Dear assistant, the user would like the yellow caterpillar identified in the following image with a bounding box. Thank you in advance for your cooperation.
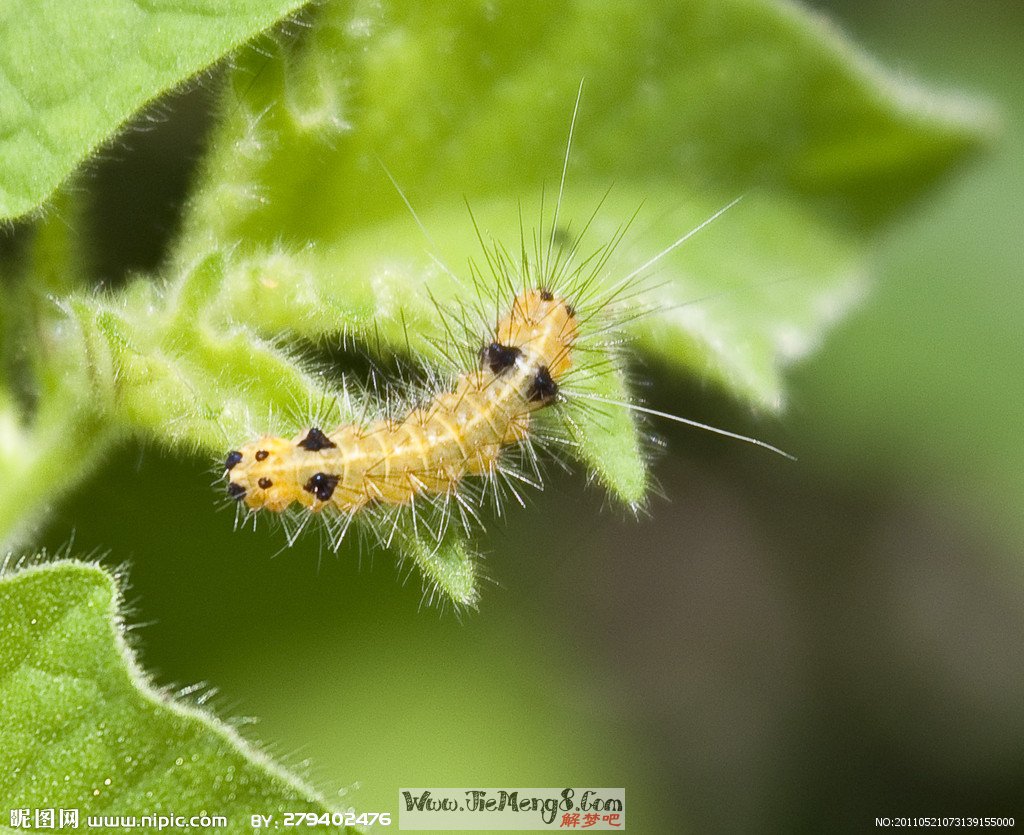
[225,288,578,515]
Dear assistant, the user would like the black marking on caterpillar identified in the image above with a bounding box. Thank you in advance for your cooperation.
[297,427,337,451]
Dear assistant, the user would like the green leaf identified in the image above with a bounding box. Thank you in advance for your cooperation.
[2,0,994,601]
[179,0,991,253]
[560,361,648,509]
[395,529,480,612]
[0,0,310,220]
[0,560,356,831]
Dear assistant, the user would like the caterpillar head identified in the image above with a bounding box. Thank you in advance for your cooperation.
[224,436,298,512]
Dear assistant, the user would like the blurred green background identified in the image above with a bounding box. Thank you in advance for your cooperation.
[30,0,1024,831]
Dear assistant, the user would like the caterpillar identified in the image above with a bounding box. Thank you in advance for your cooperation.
[219,86,793,560]
[224,286,578,516]
[222,250,790,555]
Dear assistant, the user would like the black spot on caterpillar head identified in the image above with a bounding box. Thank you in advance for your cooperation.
[225,450,243,471]
[257,477,273,490]
[539,288,554,301]
[227,482,246,500]
[255,449,269,461]
[304,472,340,502]
[298,427,337,451]
[564,301,576,317]
[480,342,523,375]
[527,365,559,405]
